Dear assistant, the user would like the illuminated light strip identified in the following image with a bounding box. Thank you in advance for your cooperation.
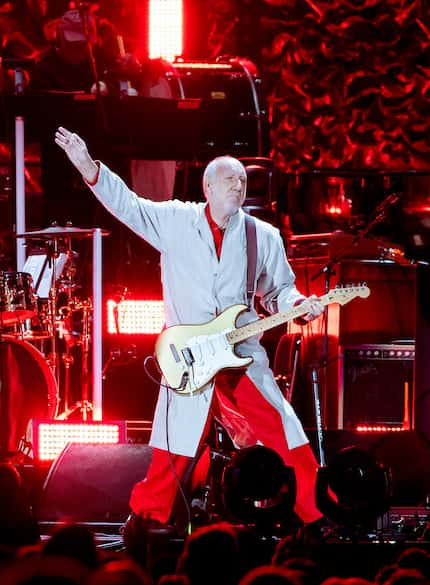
[173,62,233,70]
[31,420,126,462]
[356,425,406,433]
[107,299,165,334]
[149,0,183,62]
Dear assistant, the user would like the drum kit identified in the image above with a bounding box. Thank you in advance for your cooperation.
[0,225,102,455]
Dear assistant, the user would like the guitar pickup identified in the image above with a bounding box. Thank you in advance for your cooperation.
[181,347,195,366]
[170,344,180,363]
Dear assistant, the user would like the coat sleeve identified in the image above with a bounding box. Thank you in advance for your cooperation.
[87,162,182,252]
[255,224,305,314]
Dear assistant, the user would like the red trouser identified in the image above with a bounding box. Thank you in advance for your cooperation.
[129,374,322,524]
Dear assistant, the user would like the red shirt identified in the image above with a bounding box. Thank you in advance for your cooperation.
[205,205,225,259]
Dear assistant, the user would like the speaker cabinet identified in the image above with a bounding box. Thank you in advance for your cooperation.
[338,344,414,429]
[414,263,430,443]
[37,443,152,523]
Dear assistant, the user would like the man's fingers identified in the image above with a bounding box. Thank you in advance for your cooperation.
[301,296,324,321]
[56,127,71,140]
[54,136,67,149]
[55,127,81,146]
[55,129,86,157]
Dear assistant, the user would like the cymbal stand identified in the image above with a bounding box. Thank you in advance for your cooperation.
[57,237,77,417]
[61,350,74,415]
[57,298,93,421]
[55,303,74,420]
[79,299,93,421]
[46,239,60,385]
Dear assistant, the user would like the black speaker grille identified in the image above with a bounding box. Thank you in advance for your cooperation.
[339,344,414,429]
[37,443,152,523]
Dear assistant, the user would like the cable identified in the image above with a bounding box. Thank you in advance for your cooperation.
[142,354,192,534]
[142,354,189,392]
[165,388,192,535]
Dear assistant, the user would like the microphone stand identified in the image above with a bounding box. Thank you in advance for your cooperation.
[311,192,402,283]
[311,364,326,466]
[351,192,401,247]
[309,190,402,432]
[78,2,109,135]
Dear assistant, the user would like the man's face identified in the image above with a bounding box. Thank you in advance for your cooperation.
[206,159,247,219]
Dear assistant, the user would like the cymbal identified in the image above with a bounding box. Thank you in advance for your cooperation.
[16,226,110,239]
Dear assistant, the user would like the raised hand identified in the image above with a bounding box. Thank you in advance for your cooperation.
[55,126,99,183]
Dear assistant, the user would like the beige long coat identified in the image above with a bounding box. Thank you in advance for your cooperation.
[90,163,309,456]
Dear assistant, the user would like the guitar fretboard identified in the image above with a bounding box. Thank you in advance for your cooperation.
[225,285,369,345]
[226,296,325,344]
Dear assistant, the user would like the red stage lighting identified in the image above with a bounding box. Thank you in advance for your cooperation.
[356,425,406,433]
[149,0,183,61]
[29,420,126,462]
[107,299,165,334]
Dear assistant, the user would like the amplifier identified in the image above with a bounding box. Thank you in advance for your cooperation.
[338,344,415,430]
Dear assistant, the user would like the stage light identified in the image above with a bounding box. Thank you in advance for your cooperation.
[316,445,392,531]
[356,425,406,433]
[149,0,183,62]
[107,299,165,334]
[28,420,126,462]
[221,445,296,533]
[173,61,232,70]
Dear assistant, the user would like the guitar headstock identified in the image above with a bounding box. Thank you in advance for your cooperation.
[328,283,371,305]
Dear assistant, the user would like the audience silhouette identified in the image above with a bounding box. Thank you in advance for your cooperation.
[0,514,427,585]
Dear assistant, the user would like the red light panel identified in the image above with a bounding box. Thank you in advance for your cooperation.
[356,425,406,433]
[149,0,183,62]
[173,61,233,70]
[107,299,165,334]
[30,420,126,462]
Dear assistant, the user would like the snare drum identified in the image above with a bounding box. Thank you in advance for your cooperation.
[2,299,51,342]
[0,271,37,326]
[0,335,58,453]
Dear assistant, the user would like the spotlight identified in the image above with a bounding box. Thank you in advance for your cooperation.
[316,446,392,531]
[221,445,296,532]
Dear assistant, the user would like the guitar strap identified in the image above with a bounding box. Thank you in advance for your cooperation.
[244,213,257,309]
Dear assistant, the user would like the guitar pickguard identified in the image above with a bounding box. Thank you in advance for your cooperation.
[185,329,243,391]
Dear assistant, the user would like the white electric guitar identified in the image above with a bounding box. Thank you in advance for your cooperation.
[155,284,370,395]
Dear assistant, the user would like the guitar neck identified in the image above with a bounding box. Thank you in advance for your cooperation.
[227,294,330,345]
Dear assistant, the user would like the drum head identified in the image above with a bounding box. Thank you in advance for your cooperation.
[0,336,58,454]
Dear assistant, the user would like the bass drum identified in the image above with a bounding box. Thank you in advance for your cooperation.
[168,57,270,160]
[0,335,58,454]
